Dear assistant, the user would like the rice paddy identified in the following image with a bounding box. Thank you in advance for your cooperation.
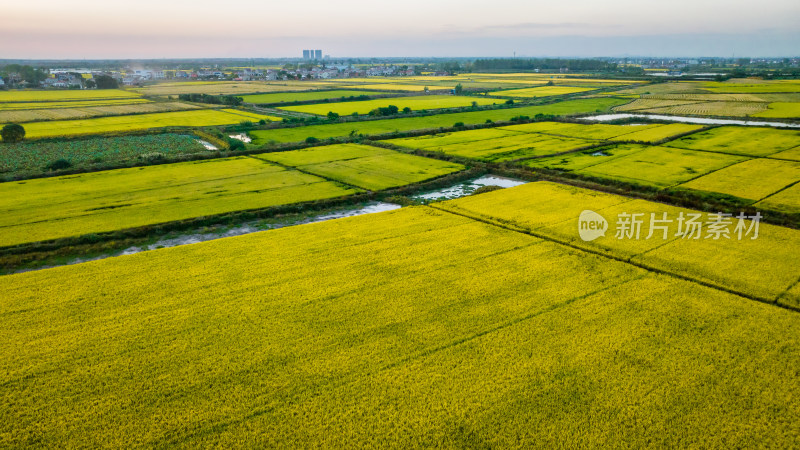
[0,101,201,124]
[389,131,594,162]
[678,158,800,201]
[0,89,141,102]
[489,86,596,98]
[2,73,800,448]
[4,109,280,140]
[2,182,799,446]
[248,98,629,144]
[278,95,500,116]
[0,156,359,246]
[255,143,464,190]
[665,126,800,157]
[240,90,387,104]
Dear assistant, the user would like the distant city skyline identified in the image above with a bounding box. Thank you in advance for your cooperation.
[2,0,799,58]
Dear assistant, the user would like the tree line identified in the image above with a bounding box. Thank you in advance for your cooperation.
[177,94,243,106]
[472,58,616,72]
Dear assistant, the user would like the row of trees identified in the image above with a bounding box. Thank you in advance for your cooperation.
[177,94,243,105]
[472,58,616,72]
[368,105,412,116]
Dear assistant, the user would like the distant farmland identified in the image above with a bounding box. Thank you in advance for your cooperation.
[241,90,389,104]
[5,109,280,140]
[250,97,629,144]
[279,95,501,116]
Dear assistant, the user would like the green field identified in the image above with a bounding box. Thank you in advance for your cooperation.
[0,156,359,246]
[131,81,322,96]
[757,182,800,212]
[0,133,211,179]
[571,144,746,187]
[0,89,141,102]
[5,109,280,140]
[249,98,629,145]
[526,144,746,187]
[753,102,800,118]
[0,101,201,124]
[2,183,799,446]
[499,122,704,143]
[241,90,387,104]
[255,143,464,190]
[608,123,704,142]
[771,146,800,161]
[385,121,706,163]
[665,126,800,156]
[489,86,596,98]
[526,144,650,171]
[679,158,800,201]
[0,98,150,110]
[279,95,501,116]
[702,80,800,93]
[389,131,593,162]
[437,182,800,301]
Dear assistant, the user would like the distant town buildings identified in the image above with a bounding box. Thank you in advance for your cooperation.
[302,50,323,60]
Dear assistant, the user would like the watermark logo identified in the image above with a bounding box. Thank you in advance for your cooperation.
[578,210,608,241]
[577,210,762,241]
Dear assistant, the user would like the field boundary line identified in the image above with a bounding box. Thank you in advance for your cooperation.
[513,143,639,168]
[244,154,368,192]
[429,204,799,313]
[379,275,647,373]
[753,178,800,204]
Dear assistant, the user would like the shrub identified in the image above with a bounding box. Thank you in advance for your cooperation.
[472,185,503,195]
[1,123,25,143]
[44,159,72,171]
[305,137,319,144]
[227,138,246,151]
[137,152,165,161]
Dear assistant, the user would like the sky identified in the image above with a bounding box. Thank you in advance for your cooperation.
[2,0,799,59]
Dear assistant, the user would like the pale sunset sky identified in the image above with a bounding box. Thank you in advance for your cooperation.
[2,0,798,58]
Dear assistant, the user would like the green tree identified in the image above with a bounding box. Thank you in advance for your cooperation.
[94,75,119,89]
[20,66,47,86]
[327,111,340,120]
[454,83,463,95]
[227,138,246,151]
[1,123,25,143]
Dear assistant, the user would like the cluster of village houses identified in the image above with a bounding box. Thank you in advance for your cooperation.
[0,64,431,89]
